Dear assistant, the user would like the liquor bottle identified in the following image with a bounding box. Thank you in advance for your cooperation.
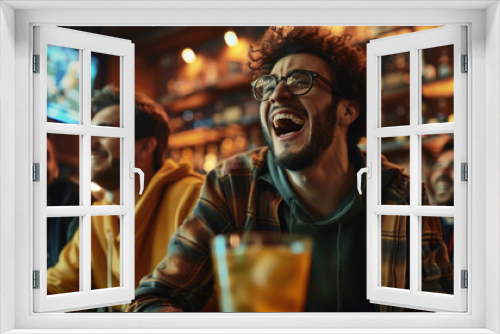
[437,49,452,79]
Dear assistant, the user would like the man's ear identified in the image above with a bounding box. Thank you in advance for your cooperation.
[135,137,157,162]
[337,99,360,126]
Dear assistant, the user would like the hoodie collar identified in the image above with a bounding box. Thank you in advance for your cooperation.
[262,147,403,225]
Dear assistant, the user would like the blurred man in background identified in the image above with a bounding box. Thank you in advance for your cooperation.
[428,139,454,265]
[46,136,80,268]
[47,85,204,311]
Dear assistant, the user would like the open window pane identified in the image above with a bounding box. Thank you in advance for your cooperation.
[381,215,410,290]
[91,52,121,127]
[421,216,454,295]
[47,217,80,293]
[366,26,466,312]
[381,136,410,203]
[422,134,454,206]
[381,52,410,127]
[47,45,80,124]
[421,45,454,124]
[34,25,135,313]
[47,134,80,207]
[91,215,121,291]
[90,137,121,205]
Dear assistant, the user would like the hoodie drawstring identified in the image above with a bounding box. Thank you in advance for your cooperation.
[337,223,343,312]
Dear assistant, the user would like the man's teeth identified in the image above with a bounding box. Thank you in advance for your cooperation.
[272,113,305,128]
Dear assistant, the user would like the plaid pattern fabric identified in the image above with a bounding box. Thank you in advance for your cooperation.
[128,147,452,312]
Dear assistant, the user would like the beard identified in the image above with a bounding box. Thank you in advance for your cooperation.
[263,103,336,171]
[91,158,121,191]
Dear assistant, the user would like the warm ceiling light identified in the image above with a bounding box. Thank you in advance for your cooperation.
[181,48,196,64]
[224,31,238,47]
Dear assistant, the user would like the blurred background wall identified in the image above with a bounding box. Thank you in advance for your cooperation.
[49,26,453,205]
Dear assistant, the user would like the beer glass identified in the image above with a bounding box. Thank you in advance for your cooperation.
[211,232,312,312]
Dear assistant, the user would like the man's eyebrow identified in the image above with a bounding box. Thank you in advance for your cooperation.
[270,69,302,77]
[287,69,303,76]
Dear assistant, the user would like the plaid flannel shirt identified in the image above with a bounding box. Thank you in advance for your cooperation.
[128,147,453,312]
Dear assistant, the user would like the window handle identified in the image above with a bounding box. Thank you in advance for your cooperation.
[129,162,145,195]
[357,162,372,195]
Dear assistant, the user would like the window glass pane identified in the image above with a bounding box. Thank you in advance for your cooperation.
[47,134,80,207]
[47,217,80,294]
[421,216,454,294]
[421,45,454,124]
[381,215,410,290]
[47,216,80,270]
[47,45,80,124]
[422,134,454,206]
[91,52,121,127]
[381,52,410,127]
[90,137,121,205]
[381,136,410,203]
[91,216,121,291]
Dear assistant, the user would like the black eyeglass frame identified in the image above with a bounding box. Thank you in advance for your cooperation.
[251,69,337,102]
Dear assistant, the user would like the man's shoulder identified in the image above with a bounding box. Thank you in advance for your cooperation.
[212,147,269,178]
[157,159,205,183]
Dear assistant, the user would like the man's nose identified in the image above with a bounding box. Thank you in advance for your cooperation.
[269,80,293,104]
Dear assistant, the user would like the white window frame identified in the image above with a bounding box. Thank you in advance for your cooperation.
[365,26,468,312]
[33,25,136,312]
[1,2,499,333]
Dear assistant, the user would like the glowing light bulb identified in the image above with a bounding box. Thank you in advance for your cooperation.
[224,31,238,47]
[181,48,196,64]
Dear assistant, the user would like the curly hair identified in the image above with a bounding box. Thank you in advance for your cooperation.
[91,85,171,171]
[248,26,366,146]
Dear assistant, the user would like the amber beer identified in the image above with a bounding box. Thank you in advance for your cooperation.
[211,233,312,312]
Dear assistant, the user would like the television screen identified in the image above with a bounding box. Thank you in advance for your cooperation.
[47,45,99,124]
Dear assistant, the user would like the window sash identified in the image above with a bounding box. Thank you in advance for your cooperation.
[32,25,136,313]
[366,25,468,312]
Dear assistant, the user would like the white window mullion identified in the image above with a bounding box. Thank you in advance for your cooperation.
[90,206,129,216]
[372,123,454,138]
[46,206,90,217]
[372,126,411,138]
[81,46,92,296]
[409,46,420,295]
[411,206,455,217]
[372,205,411,215]
[46,206,131,217]
[90,126,130,138]
[46,123,88,135]
[122,49,135,295]
[372,205,455,217]
[81,214,91,294]
[412,123,454,135]
[366,41,379,298]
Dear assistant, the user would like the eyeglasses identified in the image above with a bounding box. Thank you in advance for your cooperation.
[251,69,336,102]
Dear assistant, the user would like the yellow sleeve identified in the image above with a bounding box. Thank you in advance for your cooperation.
[47,229,81,294]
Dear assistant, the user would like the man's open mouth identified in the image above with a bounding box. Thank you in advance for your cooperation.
[91,150,108,159]
[272,112,305,137]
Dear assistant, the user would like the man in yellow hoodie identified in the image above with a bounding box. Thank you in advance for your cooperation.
[46,85,204,311]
